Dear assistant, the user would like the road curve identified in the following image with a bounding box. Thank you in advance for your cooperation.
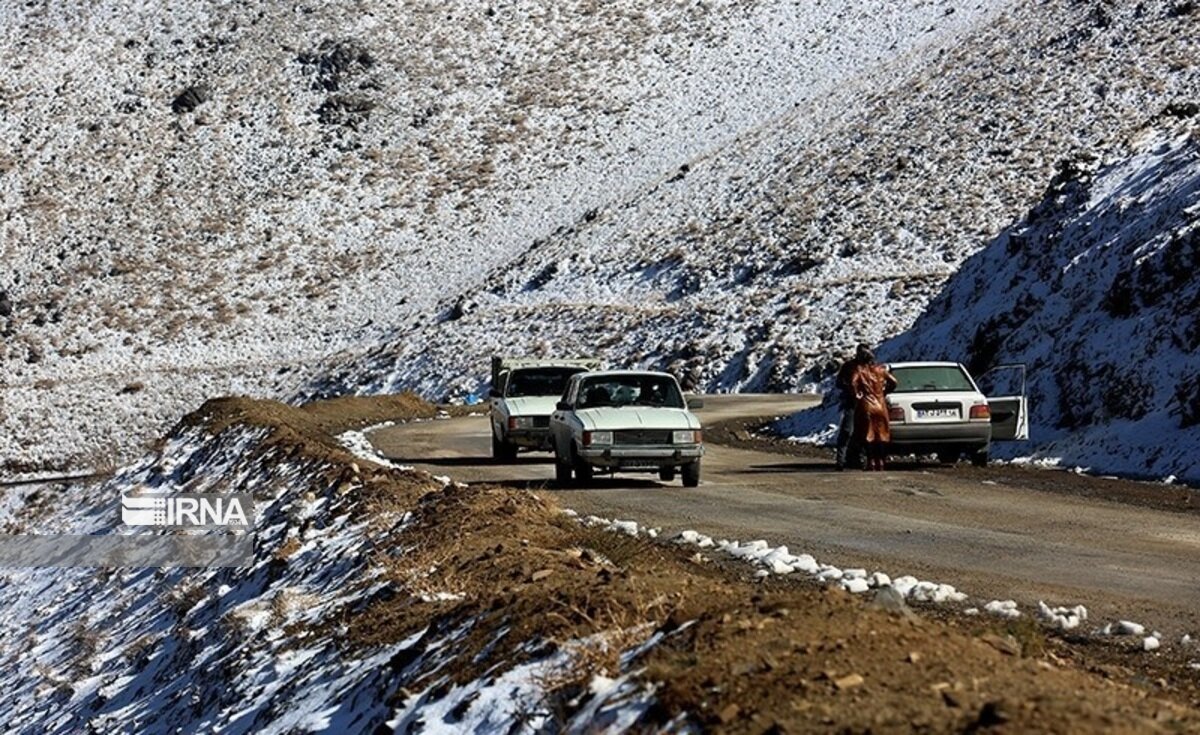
[370,394,1200,634]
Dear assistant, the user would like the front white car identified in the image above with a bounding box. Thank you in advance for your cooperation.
[550,371,704,486]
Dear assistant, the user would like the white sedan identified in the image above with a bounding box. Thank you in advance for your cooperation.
[885,361,1028,466]
[549,370,704,486]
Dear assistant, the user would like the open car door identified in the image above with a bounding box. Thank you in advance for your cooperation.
[976,364,1029,441]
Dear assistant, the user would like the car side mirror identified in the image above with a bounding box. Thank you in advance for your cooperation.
[556,401,572,412]
[488,388,501,399]
[686,397,705,410]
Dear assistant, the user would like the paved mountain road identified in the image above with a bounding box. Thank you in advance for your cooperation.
[370,395,1200,635]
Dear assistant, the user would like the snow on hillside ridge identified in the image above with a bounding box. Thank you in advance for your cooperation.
[778,118,1200,482]
[0,409,658,732]
[1,0,1004,474]
[311,0,1200,412]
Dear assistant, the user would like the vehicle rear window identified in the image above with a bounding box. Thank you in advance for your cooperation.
[576,374,685,409]
[889,366,975,393]
[505,368,588,398]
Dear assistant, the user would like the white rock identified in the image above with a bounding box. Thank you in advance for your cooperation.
[842,578,870,594]
[1143,636,1160,652]
[1116,620,1145,636]
[770,559,794,575]
[816,567,843,582]
[984,600,1021,619]
[842,568,867,580]
[891,576,920,598]
[754,569,770,579]
[1182,634,1193,646]
[790,554,819,574]
[964,608,980,616]
[936,585,968,604]
[910,581,940,602]
[610,520,638,537]
[868,572,891,588]
[761,547,792,565]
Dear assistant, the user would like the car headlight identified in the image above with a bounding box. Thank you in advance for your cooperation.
[509,417,535,430]
[673,430,701,444]
[584,431,613,446]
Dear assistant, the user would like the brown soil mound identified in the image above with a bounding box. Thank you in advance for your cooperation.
[346,478,1199,733]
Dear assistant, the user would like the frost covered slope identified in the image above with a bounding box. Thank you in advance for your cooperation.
[781,119,1200,482]
[2,0,999,473]
[313,0,1200,407]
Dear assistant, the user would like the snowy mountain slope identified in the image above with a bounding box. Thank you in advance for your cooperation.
[2,0,1004,474]
[311,0,1200,408]
[778,117,1200,482]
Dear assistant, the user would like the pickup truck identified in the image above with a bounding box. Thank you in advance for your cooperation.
[549,370,704,487]
[489,357,601,461]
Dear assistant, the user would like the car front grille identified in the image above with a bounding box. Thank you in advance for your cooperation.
[613,430,673,445]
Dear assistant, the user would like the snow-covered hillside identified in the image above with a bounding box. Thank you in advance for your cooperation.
[779,117,1200,481]
[4,0,1198,474]
[310,0,1200,408]
[0,0,1002,473]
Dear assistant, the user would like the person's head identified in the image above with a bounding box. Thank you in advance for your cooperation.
[855,343,875,363]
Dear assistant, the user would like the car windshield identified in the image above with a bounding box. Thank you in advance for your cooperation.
[505,368,588,398]
[890,365,975,393]
[576,374,685,409]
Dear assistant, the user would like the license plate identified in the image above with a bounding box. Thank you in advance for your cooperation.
[917,408,958,419]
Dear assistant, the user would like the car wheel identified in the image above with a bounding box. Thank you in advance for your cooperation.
[681,460,701,488]
[571,447,594,484]
[658,467,676,482]
[970,448,989,467]
[554,448,573,485]
[493,434,518,462]
[937,450,960,465]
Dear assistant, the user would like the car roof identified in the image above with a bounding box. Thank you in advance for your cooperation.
[886,361,966,369]
[572,370,676,380]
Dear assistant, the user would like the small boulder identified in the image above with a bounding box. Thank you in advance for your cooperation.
[171,85,209,114]
[870,585,910,614]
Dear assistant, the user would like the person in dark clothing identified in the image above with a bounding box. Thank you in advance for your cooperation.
[834,343,874,470]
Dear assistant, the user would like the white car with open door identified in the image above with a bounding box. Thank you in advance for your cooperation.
[549,370,705,487]
[884,362,1028,466]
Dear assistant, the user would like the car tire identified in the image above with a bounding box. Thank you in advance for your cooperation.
[571,446,594,485]
[658,467,676,482]
[492,434,518,462]
[970,448,989,467]
[937,450,960,465]
[554,447,573,485]
[681,460,701,488]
